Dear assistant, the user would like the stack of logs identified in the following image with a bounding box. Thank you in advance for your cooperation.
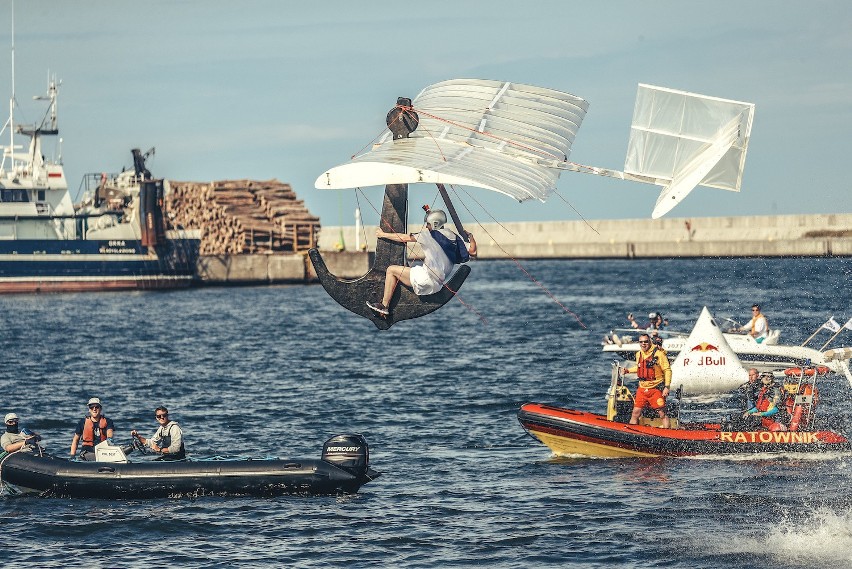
[165,179,320,255]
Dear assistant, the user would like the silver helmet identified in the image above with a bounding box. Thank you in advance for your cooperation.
[425,209,447,230]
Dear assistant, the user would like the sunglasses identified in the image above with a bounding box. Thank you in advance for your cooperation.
[156,414,169,419]
[88,404,102,410]
[5,420,17,424]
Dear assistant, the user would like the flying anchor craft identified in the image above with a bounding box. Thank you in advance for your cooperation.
[309,79,755,329]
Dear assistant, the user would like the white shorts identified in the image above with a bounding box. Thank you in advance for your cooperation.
[410,264,441,296]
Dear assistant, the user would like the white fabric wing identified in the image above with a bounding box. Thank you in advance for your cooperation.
[625,84,755,217]
[315,79,588,202]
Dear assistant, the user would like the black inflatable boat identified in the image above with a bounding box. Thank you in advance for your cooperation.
[0,434,379,498]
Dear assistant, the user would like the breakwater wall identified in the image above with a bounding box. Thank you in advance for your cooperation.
[194,213,851,284]
[196,251,368,283]
[318,213,852,259]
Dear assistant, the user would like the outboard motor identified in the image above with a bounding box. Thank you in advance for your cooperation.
[321,434,374,481]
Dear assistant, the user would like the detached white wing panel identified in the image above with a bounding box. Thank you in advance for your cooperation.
[651,116,741,218]
[315,79,588,203]
[626,84,755,217]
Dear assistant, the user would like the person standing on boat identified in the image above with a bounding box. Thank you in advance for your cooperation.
[737,304,769,343]
[628,312,667,331]
[2,412,42,453]
[70,398,115,461]
[367,209,476,317]
[130,406,185,460]
[624,333,673,428]
[743,372,787,431]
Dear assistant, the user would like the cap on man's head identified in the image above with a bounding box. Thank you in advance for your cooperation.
[4,412,18,422]
[648,312,658,319]
[87,397,101,406]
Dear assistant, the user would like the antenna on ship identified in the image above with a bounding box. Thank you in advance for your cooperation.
[5,0,15,173]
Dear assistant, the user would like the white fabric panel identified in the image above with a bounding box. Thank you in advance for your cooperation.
[625,84,755,193]
[315,79,588,202]
[651,118,740,218]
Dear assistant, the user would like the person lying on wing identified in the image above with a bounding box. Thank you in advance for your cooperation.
[367,209,476,317]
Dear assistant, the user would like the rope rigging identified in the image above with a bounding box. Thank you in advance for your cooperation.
[341,101,594,328]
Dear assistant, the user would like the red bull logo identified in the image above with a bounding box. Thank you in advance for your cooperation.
[682,355,726,366]
[690,342,719,352]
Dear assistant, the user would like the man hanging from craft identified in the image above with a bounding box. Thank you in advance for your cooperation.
[367,208,477,317]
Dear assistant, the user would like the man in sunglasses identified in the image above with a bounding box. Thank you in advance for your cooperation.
[70,397,116,461]
[735,304,770,343]
[2,412,42,453]
[623,333,673,429]
[130,406,185,460]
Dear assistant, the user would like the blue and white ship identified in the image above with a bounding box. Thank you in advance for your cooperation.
[0,75,200,293]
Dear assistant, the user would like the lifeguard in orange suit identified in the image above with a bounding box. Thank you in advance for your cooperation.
[743,372,788,431]
[624,333,673,428]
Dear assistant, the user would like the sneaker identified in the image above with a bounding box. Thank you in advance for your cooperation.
[366,301,389,316]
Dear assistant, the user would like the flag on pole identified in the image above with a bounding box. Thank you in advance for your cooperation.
[844,317,852,331]
[822,317,841,332]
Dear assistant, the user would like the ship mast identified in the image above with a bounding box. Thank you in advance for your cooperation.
[4,0,15,174]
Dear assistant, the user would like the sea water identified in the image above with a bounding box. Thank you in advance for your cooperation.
[0,257,850,568]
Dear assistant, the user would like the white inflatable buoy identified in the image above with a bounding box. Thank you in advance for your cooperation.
[670,307,748,395]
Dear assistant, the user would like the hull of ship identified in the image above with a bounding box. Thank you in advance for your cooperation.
[0,237,199,293]
[517,403,850,458]
[0,453,377,498]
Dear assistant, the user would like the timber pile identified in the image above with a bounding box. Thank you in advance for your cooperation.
[165,179,320,255]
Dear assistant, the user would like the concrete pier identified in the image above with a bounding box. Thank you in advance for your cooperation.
[318,213,852,259]
[194,213,851,284]
[197,250,371,283]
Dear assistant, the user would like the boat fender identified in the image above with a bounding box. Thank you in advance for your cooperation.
[789,384,817,432]
[789,404,804,432]
[322,434,369,479]
[784,366,830,377]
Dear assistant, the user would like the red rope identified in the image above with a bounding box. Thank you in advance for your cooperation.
[406,104,568,162]
[447,183,587,329]
[355,188,485,324]
[346,104,585,328]
[354,103,568,165]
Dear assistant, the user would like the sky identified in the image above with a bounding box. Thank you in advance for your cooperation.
[1,0,850,227]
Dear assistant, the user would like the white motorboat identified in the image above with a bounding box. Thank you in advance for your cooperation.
[603,309,852,385]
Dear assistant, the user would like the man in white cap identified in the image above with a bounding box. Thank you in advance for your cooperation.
[70,397,115,461]
[2,412,41,453]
